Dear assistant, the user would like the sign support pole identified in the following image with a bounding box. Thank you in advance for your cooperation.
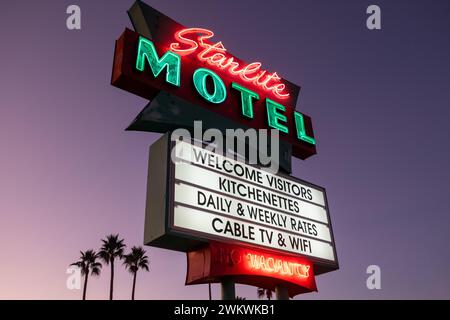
[208,283,212,300]
[275,160,291,300]
[221,277,236,300]
[275,284,289,300]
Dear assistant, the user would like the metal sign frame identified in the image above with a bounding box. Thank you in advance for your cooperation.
[144,133,339,274]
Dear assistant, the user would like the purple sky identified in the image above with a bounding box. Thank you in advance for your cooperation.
[1,0,449,299]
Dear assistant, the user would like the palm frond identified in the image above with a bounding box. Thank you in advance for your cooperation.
[122,246,150,274]
[257,287,265,299]
[139,262,150,272]
[69,261,81,267]
[71,249,102,276]
[99,234,126,262]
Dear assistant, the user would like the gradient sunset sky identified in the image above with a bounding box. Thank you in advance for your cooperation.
[0,0,449,299]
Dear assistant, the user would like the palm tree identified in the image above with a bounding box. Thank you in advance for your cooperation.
[123,246,150,300]
[98,234,126,300]
[70,250,102,300]
[257,287,273,300]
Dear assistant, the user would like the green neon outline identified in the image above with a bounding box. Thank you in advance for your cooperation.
[135,36,181,87]
[265,98,288,134]
[231,82,259,119]
[193,68,227,104]
[294,111,316,145]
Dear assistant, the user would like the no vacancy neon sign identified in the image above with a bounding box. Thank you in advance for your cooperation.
[186,241,318,297]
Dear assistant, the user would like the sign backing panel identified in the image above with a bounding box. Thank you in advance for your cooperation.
[144,134,338,274]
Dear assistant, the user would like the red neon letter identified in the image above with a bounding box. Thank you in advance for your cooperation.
[171,27,291,100]
[170,28,214,56]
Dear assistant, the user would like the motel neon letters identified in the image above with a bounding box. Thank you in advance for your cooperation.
[134,35,316,147]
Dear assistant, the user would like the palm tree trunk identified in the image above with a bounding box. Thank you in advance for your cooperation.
[82,273,88,300]
[109,259,114,300]
[132,272,137,300]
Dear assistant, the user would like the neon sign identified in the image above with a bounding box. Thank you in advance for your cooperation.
[133,35,316,146]
[246,253,310,278]
[170,28,290,100]
[112,11,318,159]
[112,2,338,299]
[186,241,317,296]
